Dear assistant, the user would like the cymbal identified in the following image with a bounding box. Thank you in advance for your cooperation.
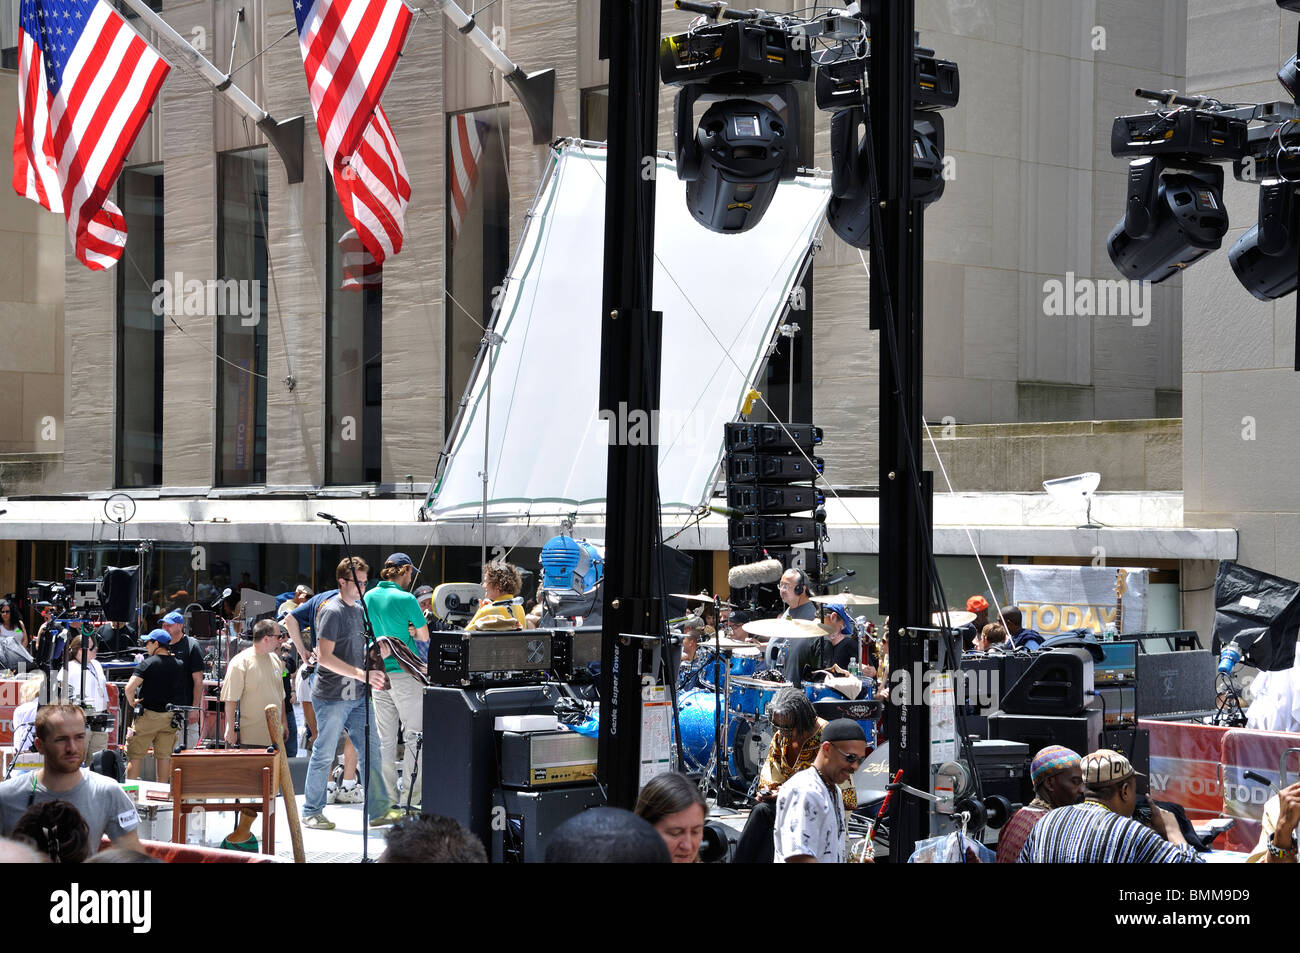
[705,637,762,651]
[669,593,736,609]
[931,610,977,628]
[810,593,880,607]
[742,618,835,640]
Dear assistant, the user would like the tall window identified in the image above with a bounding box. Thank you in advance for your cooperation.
[1,0,17,70]
[116,165,163,487]
[580,86,609,141]
[215,147,268,486]
[325,181,382,484]
[445,105,510,435]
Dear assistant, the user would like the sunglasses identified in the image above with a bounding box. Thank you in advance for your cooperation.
[832,745,869,766]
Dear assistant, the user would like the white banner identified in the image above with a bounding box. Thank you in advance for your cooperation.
[999,565,1148,636]
[430,143,832,519]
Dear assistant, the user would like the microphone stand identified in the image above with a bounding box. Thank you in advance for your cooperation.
[324,515,380,863]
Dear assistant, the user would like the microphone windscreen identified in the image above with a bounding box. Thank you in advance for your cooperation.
[728,558,784,589]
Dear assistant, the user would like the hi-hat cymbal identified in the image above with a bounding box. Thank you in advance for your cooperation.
[810,593,880,607]
[669,593,736,609]
[699,634,759,649]
[932,610,977,628]
[742,618,836,640]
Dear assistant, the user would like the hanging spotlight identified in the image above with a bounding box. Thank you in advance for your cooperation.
[1106,105,1249,283]
[818,40,959,248]
[660,8,813,234]
[1107,157,1229,283]
[676,89,801,234]
[1230,179,1300,300]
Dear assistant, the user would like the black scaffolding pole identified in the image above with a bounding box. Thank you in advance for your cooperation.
[595,0,665,808]
[868,0,935,861]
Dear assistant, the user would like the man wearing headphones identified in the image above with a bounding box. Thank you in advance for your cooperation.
[769,569,820,683]
[777,569,818,622]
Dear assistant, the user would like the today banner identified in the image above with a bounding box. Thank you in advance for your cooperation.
[999,564,1148,635]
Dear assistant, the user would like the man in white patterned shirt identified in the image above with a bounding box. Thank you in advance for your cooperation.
[773,719,868,863]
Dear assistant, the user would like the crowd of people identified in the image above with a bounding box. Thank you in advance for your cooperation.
[3,559,1298,866]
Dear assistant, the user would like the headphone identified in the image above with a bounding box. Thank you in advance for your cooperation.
[793,569,810,596]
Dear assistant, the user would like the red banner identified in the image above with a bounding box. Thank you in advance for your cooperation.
[1142,718,1300,854]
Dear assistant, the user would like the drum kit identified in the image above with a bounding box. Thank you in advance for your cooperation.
[672,595,879,796]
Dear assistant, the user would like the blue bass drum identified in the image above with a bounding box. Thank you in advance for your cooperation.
[675,688,772,785]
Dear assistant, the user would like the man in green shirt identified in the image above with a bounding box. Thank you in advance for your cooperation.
[364,552,430,811]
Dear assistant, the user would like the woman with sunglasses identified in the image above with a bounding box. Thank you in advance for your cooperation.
[0,600,26,650]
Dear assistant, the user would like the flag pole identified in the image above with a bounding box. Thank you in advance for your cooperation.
[434,0,554,144]
[118,0,304,183]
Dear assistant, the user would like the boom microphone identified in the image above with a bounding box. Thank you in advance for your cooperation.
[728,558,784,589]
[317,511,345,524]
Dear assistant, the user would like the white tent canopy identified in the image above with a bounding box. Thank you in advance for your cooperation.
[430,142,832,521]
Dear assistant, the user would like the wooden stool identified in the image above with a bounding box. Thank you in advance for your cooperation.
[169,749,279,855]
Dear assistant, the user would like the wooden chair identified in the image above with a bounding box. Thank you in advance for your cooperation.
[169,749,278,855]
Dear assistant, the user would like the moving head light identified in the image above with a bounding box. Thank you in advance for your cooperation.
[1108,158,1229,283]
[1230,179,1300,300]
[661,12,812,234]
[819,42,958,248]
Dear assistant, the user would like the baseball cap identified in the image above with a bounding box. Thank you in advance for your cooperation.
[145,628,172,645]
[385,553,415,570]
[966,595,989,613]
[1030,745,1081,788]
[161,610,184,626]
[822,604,852,635]
[413,585,434,602]
[1081,748,1144,787]
[295,584,314,597]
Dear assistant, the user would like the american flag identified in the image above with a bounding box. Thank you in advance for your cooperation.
[448,112,488,240]
[11,0,169,270]
[337,106,409,291]
[294,0,411,276]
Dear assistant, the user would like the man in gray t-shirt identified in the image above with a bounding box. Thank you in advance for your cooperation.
[301,558,395,829]
[0,705,142,852]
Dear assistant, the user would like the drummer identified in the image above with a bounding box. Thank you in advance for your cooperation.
[821,604,874,676]
[766,570,822,684]
[731,687,857,864]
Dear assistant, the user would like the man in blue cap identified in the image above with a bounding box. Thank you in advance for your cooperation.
[821,604,863,672]
[160,610,207,745]
[123,629,190,780]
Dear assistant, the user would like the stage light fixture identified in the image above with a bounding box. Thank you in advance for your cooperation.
[1107,157,1229,283]
[677,91,801,234]
[661,14,812,235]
[1230,179,1300,300]
[825,110,948,249]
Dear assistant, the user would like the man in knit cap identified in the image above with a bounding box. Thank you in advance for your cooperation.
[1019,749,1202,863]
[994,745,1084,863]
